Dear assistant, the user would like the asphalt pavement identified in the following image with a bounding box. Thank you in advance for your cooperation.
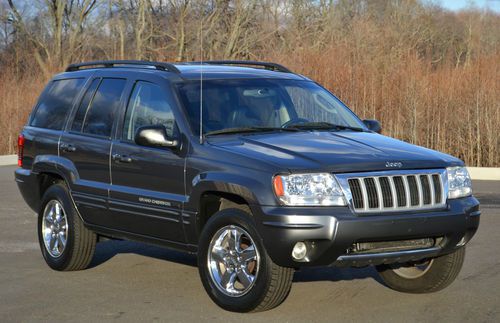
[0,165,499,322]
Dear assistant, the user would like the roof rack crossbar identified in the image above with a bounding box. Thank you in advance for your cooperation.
[187,60,292,73]
[65,60,180,73]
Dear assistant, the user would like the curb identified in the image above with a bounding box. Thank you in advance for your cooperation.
[0,155,17,166]
[467,167,500,181]
[1,154,499,180]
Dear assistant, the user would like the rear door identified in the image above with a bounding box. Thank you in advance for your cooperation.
[109,77,186,242]
[23,77,86,169]
[60,75,129,226]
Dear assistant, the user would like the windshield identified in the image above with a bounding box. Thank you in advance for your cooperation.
[176,79,366,136]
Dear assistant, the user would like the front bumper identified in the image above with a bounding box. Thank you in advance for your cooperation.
[254,196,480,268]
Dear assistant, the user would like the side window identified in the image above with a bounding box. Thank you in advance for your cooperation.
[71,78,100,132]
[71,78,126,137]
[31,78,85,130]
[123,81,176,141]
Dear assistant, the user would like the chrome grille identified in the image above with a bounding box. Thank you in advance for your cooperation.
[336,170,447,214]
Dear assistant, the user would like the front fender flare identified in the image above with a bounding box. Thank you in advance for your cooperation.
[187,172,265,210]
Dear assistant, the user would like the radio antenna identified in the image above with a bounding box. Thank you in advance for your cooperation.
[199,16,204,144]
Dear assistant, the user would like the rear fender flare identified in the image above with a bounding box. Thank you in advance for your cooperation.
[32,155,79,187]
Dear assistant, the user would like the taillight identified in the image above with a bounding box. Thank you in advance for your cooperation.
[17,134,25,167]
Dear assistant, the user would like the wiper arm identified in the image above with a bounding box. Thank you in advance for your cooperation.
[285,121,365,132]
[205,126,299,136]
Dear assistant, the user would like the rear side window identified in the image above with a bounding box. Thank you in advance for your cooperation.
[71,78,127,137]
[71,78,100,132]
[31,78,85,130]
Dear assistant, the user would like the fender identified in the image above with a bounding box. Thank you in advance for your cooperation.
[29,155,102,225]
[32,154,79,186]
[15,155,81,213]
[183,171,273,245]
[186,171,265,211]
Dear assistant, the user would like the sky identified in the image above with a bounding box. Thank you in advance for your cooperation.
[440,0,500,12]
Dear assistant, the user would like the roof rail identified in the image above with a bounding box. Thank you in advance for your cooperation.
[187,60,293,73]
[65,60,180,73]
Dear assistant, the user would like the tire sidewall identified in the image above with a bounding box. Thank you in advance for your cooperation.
[198,208,273,312]
[38,183,77,271]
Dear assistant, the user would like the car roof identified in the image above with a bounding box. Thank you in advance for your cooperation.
[54,61,311,82]
[172,64,309,81]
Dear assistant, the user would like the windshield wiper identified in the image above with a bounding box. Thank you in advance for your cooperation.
[284,121,365,132]
[205,126,299,136]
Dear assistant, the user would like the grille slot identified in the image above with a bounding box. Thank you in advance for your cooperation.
[393,176,407,207]
[420,175,431,204]
[407,175,419,206]
[379,177,393,207]
[348,238,437,254]
[348,179,364,209]
[364,178,379,209]
[341,170,446,214]
[432,174,442,204]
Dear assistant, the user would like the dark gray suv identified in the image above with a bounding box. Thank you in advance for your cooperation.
[15,60,480,312]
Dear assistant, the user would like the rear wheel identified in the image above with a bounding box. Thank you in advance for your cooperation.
[375,247,465,293]
[38,183,96,271]
[198,206,294,312]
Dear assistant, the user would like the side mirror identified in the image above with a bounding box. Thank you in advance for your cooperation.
[135,125,179,148]
[363,119,382,134]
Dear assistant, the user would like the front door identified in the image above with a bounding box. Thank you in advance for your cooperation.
[109,80,186,242]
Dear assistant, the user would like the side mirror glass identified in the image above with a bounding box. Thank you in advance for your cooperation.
[363,119,382,134]
[134,125,179,148]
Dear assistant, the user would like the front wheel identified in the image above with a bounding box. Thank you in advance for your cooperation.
[375,247,465,293]
[198,206,294,312]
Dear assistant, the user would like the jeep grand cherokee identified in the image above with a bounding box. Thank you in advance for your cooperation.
[15,60,480,312]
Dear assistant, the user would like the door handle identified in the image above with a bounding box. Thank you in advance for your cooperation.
[112,154,133,163]
[60,143,76,152]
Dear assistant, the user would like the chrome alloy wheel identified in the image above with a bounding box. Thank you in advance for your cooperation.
[42,200,68,258]
[392,259,434,279]
[207,225,260,297]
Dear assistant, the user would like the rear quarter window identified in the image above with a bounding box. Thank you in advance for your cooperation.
[30,78,85,130]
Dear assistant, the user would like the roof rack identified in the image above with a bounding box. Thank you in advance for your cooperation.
[186,60,293,73]
[65,60,180,73]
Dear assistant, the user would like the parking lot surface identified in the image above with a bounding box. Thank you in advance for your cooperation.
[0,165,499,322]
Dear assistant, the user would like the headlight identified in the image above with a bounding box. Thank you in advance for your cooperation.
[447,166,472,199]
[273,173,346,206]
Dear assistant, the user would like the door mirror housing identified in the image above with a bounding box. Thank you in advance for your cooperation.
[135,125,179,148]
[363,119,382,134]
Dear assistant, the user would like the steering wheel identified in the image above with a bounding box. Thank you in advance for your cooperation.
[281,118,309,128]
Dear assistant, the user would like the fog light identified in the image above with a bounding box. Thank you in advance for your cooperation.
[292,241,307,260]
[456,236,467,247]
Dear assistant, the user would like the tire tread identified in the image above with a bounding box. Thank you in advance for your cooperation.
[376,247,465,293]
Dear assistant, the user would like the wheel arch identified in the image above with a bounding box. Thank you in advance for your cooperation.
[196,191,253,239]
[30,155,79,211]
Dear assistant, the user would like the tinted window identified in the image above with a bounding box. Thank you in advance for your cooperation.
[31,78,85,130]
[123,81,176,140]
[177,79,365,135]
[80,78,126,137]
[71,78,100,132]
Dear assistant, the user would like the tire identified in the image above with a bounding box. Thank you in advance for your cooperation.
[38,183,96,271]
[198,206,294,312]
[375,247,465,293]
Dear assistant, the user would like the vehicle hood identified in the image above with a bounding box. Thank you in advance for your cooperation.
[208,131,463,173]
